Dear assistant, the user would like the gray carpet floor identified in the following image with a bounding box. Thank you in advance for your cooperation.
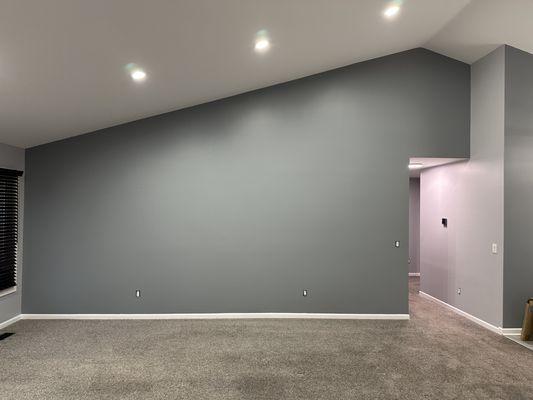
[1,278,532,399]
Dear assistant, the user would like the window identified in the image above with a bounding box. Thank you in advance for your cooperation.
[0,168,22,293]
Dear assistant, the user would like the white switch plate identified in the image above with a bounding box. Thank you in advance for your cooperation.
[491,243,498,254]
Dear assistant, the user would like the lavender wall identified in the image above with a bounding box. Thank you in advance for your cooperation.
[420,47,505,328]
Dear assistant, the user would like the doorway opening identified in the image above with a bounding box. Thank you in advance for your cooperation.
[408,157,467,300]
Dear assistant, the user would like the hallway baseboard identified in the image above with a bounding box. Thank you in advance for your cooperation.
[419,291,504,335]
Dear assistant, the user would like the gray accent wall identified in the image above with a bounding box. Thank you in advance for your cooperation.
[504,46,533,328]
[23,48,470,314]
[408,178,420,274]
[0,143,25,325]
[420,47,505,328]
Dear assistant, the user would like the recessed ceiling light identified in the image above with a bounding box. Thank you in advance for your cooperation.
[383,4,401,19]
[408,162,424,170]
[131,69,146,82]
[254,30,271,53]
[124,63,148,83]
[255,38,270,53]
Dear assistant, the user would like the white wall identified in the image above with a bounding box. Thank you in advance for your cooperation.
[420,47,505,328]
[0,143,24,326]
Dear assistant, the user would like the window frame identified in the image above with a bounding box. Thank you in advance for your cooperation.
[0,168,22,298]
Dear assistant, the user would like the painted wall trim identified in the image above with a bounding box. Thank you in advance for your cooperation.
[502,328,522,335]
[0,286,16,299]
[504,334,533,352]
[0,314,21,330]
[408,273,420,277]
[419,291,503,335]
[21,313,410,320]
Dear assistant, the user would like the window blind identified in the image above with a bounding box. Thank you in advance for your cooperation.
[0,168,22,292]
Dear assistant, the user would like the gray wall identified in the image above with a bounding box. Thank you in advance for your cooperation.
[408,178,420,274]
[23,48,470,314]
[420,47,505,328]
[0,143,25,325]
[504,46,533,328]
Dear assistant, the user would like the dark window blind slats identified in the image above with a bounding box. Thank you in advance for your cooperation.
[0,169,21,292]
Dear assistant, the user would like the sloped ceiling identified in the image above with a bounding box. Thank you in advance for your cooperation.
[0,0,529,148]
[425,0,533,63]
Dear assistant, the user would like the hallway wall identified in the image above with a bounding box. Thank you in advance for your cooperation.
[420,47,505,328]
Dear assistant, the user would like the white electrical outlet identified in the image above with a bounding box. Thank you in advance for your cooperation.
[491,243,498,254]
[457,288,461,295]
[394,241,400,248]
[303,289,308,297]
[135,290,141,298]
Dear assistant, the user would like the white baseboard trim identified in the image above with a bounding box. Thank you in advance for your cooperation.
[504,334,533,351]
[419,291,503,335]
[21,313,410,320]
[0,314,21,330]
[408,273,420,277]
[502,328,522,335]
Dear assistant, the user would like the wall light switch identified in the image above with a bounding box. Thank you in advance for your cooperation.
[457,288,461,295]
[303,289,308,297]
[135,290,141,298]
[491,243,498,254]
[394,241,400,248]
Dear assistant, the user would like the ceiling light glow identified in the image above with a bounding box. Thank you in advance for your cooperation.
[254,30,271,53]
[383,4,401,19]
[131,69,146,82]
[125,63,147,82]
[408,163,424,170]
[255,38,270,52]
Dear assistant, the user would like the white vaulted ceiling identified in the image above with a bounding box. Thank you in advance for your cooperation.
[425,0,533,64]
[0,0,531,148]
